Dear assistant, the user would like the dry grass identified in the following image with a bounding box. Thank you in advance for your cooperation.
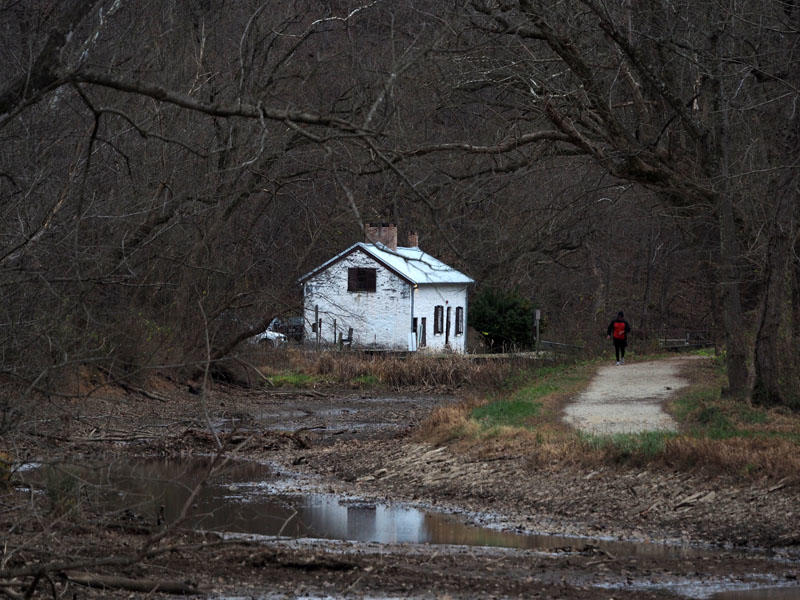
[415,401,482,444]
[252,348,552,390]
[663,436,800,479]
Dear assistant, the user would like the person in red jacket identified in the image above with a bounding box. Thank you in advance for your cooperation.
[607,311,631,365]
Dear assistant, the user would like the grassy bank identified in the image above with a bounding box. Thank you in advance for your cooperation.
[247,348,800,480]
[418,354,800,480]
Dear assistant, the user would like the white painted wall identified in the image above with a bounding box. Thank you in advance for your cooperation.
[303,249,413,350]
[412,284,469,353]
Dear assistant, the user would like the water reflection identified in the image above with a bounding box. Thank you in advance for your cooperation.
[16,458,751,560]
[710,588,800,600]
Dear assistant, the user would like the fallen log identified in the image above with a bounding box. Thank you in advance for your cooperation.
[65,572,199,595]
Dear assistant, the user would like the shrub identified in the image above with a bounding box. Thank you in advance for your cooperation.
[470,288,536,351]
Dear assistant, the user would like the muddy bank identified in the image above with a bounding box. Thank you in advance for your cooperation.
[295,436,799,553]
[3,375,800,599]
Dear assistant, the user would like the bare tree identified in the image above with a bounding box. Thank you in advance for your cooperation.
[394,0,799,402]
[1,0,797,404]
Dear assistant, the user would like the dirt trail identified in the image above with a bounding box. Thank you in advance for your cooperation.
[563,357,694,434]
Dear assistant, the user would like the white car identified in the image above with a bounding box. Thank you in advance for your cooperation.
[250,328,287,347]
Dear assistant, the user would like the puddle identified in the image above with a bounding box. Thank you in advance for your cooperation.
[20,458,729,559]
[711,588,800,600]
[602,579,800,600]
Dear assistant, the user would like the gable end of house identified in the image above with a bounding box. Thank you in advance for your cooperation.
[298,244,415,286]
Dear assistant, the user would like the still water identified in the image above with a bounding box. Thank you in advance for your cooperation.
[34,456,697,555]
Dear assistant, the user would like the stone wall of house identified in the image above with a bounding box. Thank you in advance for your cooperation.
[413,284,469,353]
[303,249,412,350]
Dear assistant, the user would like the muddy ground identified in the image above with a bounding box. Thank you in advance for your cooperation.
[3,363,800,599]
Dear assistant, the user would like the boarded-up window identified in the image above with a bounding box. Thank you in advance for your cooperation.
[434,305,444,334]
[455,307,464,335]
[347,267,376,292]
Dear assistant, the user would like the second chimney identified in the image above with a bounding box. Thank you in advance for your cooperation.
[407,232,418,248]
[365,223,397,250]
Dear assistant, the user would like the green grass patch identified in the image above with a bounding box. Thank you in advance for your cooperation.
[351,374,379,386]
[691,347,717,357]
[582,430,676,461]
[669,366,774,440]
[734,404,769,425]
[267,372,320,387]
[472,397,542,428]
[469,362,588,430]
[666,358,800,450]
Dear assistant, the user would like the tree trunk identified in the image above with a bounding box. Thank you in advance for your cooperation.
[710,12,750,401]
[589,249,608,321]
[753,166,800,406]
[753,30,800,406]
[717,191,750,399]
[753,201,797,406]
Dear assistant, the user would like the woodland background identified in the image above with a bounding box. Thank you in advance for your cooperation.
[1,0,798,406]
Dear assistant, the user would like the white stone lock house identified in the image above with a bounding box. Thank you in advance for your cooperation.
[299,225,474,352]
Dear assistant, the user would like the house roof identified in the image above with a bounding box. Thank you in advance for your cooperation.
[299,242,474,286]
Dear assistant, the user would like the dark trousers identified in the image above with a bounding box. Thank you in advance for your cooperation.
[613,339,627,361]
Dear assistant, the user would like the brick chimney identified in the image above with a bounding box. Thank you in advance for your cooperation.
[407,231,419,247]
[365,223,397,250]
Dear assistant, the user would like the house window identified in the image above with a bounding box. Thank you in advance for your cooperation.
[347,267,376,292]
[455,307,464,335]
[434,305,444,334]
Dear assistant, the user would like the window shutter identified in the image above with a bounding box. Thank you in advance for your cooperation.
[434,305,444,334]
[365,268,376,291]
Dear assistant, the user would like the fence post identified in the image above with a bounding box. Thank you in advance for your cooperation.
[314,305,320,350]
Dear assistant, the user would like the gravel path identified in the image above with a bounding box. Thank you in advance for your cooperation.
[563,357,691,435]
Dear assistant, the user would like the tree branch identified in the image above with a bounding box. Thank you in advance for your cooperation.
[74,69,369,134]
[400,130,575,157]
